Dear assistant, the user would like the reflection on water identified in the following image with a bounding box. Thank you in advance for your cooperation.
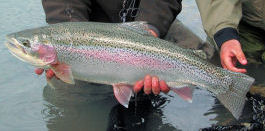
[42,79,167,131]
[42,79,220,131]
[0,0,264,130]
[42,80,116,130]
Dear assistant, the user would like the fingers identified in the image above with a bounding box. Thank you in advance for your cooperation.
[223,52,246,73]
[35,68,44,75]
[220,40,247,73]
[147,29,158,37]
[133,75,170,95]
[160,80,170,93]
[144,75,152,94]
[35,68,57,79]
[151,76,160,95]
[46,69,55,79]
[134,80,144,93]
[234,49,247,65]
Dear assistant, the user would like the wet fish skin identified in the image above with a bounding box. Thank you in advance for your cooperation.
[5,22,254,119]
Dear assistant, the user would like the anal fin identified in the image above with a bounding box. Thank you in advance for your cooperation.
[170,87,193,103]
[167,82,194,103]
[113,83,133,108]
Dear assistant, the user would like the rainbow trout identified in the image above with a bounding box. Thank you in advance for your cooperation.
[5,22,254,119]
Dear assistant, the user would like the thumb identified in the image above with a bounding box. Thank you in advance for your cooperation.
[234,48,247,65]
[147,29,158,37]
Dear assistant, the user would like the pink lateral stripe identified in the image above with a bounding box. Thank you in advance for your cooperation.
[65,47,174,69]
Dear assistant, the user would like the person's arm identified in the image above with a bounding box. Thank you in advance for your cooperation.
[42,0,92,24]
[196,0,247,73]
[195,0,242,47]
[135,0,182,38]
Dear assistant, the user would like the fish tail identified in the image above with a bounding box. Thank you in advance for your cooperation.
[217,72,254,119]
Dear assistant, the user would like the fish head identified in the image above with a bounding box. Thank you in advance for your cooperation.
[5,28,57,67]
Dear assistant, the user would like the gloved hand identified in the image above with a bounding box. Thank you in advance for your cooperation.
[220,39,248,73]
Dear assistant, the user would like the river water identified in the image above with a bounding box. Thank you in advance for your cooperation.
[0,0,263,131]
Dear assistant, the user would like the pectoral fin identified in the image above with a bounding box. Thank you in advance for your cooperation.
[51,63,75,84]
[119,21,153,36]
[113,83,134,108]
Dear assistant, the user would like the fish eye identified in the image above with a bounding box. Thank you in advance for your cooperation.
[22,40,30,47]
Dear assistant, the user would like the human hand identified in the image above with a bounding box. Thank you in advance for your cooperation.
[147,29,158,38]
[133,75,170,95]
[220,39,247,73]
[35,63,59,79]
[35,68,56,79]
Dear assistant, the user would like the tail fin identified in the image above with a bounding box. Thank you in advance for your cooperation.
[217,72,254,119]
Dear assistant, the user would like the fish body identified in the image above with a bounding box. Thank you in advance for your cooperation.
[5,22,254,119]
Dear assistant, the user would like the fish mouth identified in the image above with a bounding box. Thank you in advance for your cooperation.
[5,36,48,67]
[5,40,17,49]
[5,37,25,55]
[5,36,25,50]
[5,37,27,59]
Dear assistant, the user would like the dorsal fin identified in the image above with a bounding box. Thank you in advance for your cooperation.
[192,50,207,60]
[119,21,153,36]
